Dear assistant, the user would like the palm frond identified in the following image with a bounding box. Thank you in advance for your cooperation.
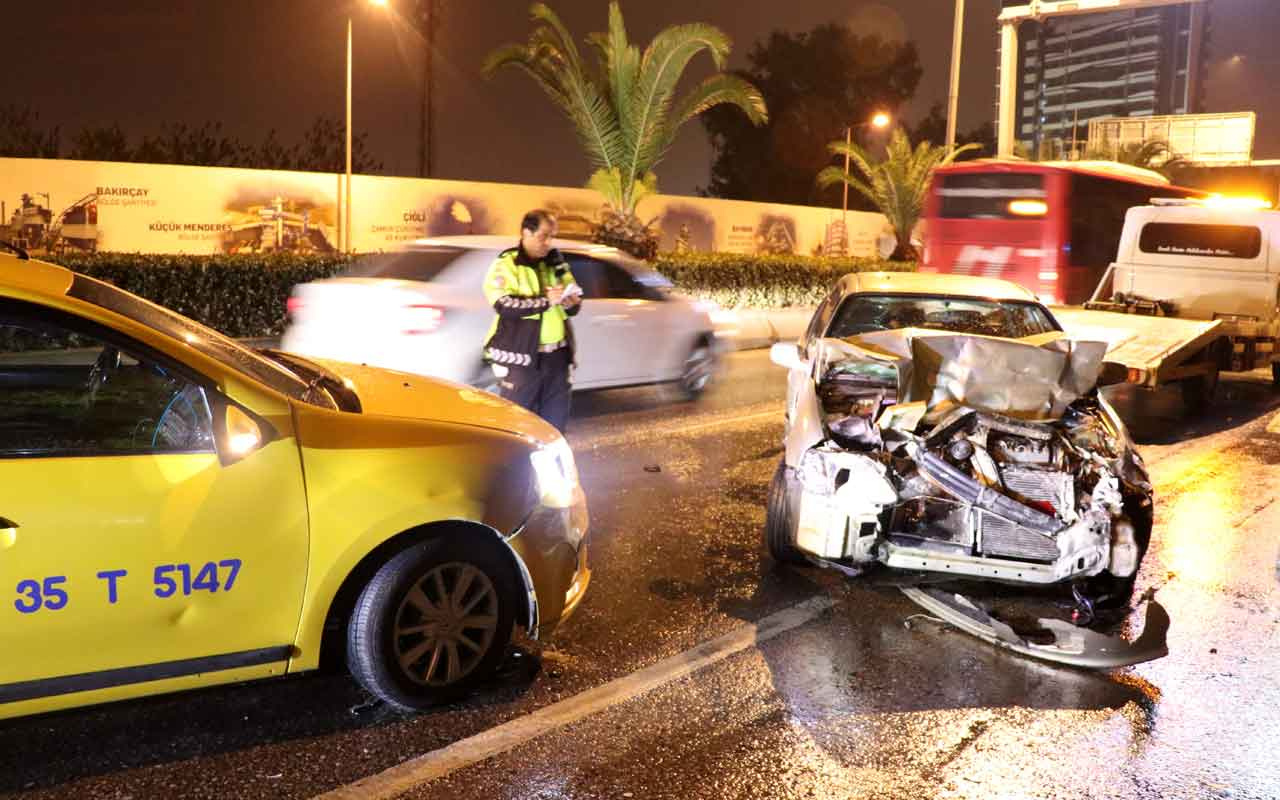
[623,22,733,187]
[587,167,627,210]
[486,3,765,219]
[820,130,977,259]
[652,74,766,165]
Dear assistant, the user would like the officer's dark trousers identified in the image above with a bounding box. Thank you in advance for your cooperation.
[498,347,572,432]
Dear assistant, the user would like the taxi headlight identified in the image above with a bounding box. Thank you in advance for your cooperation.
[530,437,579,509]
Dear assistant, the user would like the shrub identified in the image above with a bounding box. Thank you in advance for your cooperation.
[45,252,350,338]
[653,251,915,308]
[38,250,915,339]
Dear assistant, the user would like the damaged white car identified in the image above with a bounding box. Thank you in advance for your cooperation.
[767,273,1167,668]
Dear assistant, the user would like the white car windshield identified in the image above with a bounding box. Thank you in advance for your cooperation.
[829,294,1059,340]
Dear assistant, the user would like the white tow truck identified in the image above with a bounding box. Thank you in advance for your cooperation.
[1055,198,1280,412]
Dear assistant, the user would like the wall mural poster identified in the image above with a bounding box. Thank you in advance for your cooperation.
[221,189,337,254]
[542,196,606,244]
[1,191,100,256]
[425,196,493,238]
[657,203,715,253]
[0,157,888,259]
[755,214,797,255]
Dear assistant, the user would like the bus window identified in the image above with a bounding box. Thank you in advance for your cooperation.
[1068,174,1204,268]
[937,173,1046,220]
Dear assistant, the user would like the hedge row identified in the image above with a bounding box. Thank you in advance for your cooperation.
[41,250,915,339]
[652,251,915,309]
[46,252,351,338]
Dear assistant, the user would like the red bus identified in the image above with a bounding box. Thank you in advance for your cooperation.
[921,161,1206,304]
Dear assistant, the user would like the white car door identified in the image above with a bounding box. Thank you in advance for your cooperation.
[567,255,659,387]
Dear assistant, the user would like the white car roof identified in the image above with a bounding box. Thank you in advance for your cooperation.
[406,235,624,257]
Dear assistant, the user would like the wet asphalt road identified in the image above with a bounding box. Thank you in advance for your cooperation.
[3,350,1280,799]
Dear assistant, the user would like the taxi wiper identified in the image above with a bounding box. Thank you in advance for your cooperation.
[255,348,361,413]
[0,240,30,260]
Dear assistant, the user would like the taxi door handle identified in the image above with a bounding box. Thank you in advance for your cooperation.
[0,517,17,530]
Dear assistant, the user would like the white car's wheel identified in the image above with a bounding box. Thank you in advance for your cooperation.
[765,459,807,565]
[676,337,717,400]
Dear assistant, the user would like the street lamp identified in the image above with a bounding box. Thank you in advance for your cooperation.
[343,0,390,253]
[842,112,892,223]
[945,0,964,152]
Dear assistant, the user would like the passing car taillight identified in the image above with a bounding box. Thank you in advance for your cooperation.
[403,304,445,335]
[286,296,305,318]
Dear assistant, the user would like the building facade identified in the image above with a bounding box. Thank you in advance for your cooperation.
[999,0,1209,158]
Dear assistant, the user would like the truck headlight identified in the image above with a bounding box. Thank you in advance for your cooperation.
[531,437,580,509]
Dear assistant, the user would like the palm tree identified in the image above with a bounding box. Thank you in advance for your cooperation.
[484,2,767,256]
[817,129,978,261]
[1084,138,1189,180]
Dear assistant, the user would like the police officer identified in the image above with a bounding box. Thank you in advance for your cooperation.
[482,209,581,431]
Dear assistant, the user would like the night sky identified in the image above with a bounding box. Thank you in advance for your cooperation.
[3,1,1276,197]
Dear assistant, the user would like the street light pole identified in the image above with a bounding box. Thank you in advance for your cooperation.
[345,16,354,254]
[945,0,965,151]
[842,125,852,229]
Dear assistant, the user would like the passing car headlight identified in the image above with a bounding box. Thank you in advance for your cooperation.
[531,437,580,509]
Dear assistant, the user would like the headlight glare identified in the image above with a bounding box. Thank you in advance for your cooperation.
[531,437,579,508]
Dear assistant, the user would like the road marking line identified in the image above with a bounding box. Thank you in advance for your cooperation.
[572,407,781,451]
[313,595,834,800]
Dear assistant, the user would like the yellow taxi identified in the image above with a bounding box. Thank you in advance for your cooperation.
[0,249,590,719]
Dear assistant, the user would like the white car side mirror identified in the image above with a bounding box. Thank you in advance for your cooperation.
[770,341,806,371]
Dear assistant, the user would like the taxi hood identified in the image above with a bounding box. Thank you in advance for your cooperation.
[309,357,562,446]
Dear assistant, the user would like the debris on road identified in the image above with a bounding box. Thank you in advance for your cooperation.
[899,586,1170,668]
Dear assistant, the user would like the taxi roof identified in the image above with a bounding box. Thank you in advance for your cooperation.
[0,252,74,299]
[837,271,1041,303]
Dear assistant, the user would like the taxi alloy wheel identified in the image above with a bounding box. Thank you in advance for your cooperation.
[393,563,500,687]
[347,538,517,710]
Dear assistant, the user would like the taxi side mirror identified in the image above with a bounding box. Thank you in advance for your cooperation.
[214,402,270,465]
[770,342,807,371]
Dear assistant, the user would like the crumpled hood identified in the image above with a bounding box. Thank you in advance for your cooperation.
[308,357,562,446]
[823,328,1109,421]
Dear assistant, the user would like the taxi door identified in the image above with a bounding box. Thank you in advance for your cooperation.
[0,303,309,708]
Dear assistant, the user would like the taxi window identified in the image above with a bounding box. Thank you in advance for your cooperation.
[0,317,215,457]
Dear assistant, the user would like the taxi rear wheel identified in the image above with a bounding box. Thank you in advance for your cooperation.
[346,538,517,710]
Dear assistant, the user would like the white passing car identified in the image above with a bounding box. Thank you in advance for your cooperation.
[281,236,721,397]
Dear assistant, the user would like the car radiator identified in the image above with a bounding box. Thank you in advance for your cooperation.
[979,468,1073,562]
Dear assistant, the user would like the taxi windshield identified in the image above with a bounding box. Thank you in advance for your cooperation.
[66,274,315,400]
[828,294,1059,340]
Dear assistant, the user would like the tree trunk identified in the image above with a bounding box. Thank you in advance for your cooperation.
[890,233,918,261]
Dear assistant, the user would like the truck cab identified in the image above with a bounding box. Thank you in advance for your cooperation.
[1100,201,1279,326]
[1070,199,1280,410]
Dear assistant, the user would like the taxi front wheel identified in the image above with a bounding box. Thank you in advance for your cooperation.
[346,538,518,710]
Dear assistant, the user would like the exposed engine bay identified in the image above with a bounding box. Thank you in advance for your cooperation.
[774,330,1163,667]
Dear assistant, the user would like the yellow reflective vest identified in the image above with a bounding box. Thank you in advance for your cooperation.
[482,246,579,366]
